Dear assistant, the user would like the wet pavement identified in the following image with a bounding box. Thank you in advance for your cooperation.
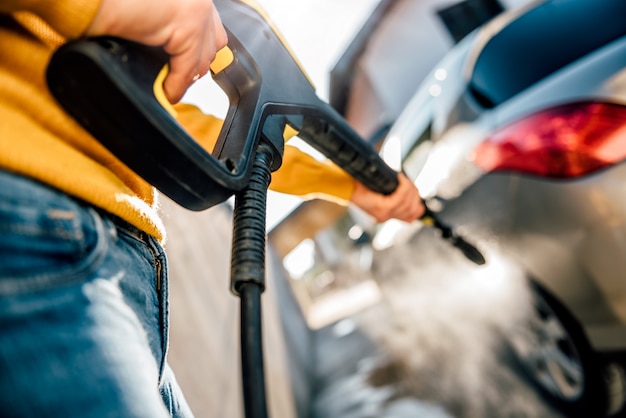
[310,305,455,418]
[296,226,567,418]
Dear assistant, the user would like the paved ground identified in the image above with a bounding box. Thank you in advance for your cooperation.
[308,304,564,418]
[299,226,567,418]
[310,305,456,418]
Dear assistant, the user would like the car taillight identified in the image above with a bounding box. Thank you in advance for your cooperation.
[471,102,626,178]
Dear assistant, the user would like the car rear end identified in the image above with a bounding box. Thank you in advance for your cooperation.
[385,0,626,351]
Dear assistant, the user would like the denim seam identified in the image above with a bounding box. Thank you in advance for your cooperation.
[0,208,109,295]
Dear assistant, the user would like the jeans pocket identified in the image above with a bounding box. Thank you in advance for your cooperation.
[0,175,108,295]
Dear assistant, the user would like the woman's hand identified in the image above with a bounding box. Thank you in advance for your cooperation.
[86,0,228,103]
[350,173,425,223]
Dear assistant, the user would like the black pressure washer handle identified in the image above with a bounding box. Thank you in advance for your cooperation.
[212,0,399,194]
[46,0,399,213]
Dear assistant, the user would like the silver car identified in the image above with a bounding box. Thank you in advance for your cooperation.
[378,0,626,416]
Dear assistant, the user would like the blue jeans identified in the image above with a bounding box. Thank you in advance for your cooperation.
[0,170,193,417]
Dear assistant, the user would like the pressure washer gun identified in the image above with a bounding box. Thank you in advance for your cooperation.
[46,1,399,417]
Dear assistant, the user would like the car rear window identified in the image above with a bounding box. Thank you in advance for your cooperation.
[468,0,626,108]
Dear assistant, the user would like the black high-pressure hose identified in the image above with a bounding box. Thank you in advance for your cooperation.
[231,144,275,418]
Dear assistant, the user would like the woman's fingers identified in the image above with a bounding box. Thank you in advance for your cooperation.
[163,5,228,102]
[350,174,424,223]
[86,0,228,104]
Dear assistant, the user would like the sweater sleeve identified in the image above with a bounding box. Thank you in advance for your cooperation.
[174,103,356,203]
[2,0,101,40]
[270,146,355,203]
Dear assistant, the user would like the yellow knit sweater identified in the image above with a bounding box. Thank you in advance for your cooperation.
[0,0,355,242]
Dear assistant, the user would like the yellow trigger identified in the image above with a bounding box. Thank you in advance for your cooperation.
[210,46,235,74]
[153,65,178,118]
[283,123,299,142]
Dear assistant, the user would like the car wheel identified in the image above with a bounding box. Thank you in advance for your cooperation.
[508,278,619,417]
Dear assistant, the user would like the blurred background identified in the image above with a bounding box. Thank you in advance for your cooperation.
[166,0,626,417]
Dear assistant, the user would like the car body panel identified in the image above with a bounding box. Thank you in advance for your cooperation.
[380,0,626,353]
[437,166,626,351]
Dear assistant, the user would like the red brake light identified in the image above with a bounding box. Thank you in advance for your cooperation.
[472,102,626,178]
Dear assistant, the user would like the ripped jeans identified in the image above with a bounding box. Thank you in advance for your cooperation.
[0,170,192,418]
